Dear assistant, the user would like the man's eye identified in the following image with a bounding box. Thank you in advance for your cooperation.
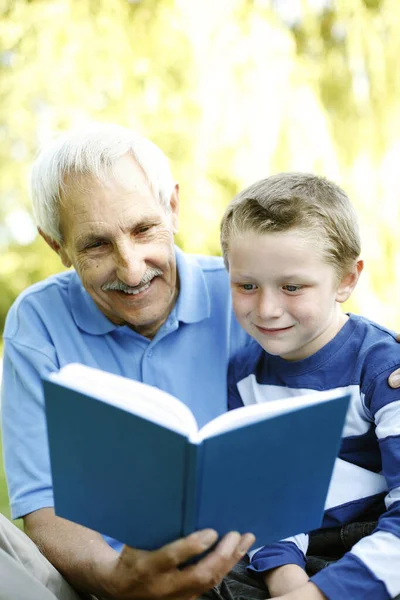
[87,240,107,249]
[137,225,153,235]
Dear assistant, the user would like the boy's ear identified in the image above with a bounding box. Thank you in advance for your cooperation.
[38,228,72,268]
[336,259,364,303]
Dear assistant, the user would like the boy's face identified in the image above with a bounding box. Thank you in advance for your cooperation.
[228,229,358,361]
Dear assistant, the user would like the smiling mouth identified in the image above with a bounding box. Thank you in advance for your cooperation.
[112,280,154,296]
[255,324,294,334]
[122,281,151,295]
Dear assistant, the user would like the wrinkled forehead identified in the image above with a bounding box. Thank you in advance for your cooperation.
[60,154,152,202]
[58,157,165,242]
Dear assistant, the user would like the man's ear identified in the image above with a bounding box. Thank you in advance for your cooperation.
[336,259,364,303]
[38,228,72,268]
[169,183,180,234]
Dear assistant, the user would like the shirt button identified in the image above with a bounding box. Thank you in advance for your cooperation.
[148,351,153,358]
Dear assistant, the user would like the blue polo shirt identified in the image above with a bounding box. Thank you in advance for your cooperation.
[1,246,250,547]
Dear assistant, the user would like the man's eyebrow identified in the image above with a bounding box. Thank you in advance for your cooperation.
[75,216,162,248]
[75,233,108,249]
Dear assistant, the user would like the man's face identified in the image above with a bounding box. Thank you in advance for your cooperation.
[55,155,179,338]
[228,229,350,361]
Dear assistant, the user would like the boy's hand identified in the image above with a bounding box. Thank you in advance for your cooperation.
[264,564,309,596]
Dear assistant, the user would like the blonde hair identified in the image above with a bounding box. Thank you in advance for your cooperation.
[31,123,175,243]
[220,172,360,277]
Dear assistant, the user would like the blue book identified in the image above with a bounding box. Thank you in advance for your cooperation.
[43,363,350,551]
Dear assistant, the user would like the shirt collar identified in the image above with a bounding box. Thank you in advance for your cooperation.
[69,246,210,335]
[69,271,118,335]
[174,246,210,324]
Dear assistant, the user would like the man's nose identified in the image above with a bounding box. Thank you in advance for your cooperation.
[257,290,284,320]
[115,241,147,287]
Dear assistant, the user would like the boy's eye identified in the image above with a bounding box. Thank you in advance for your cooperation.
[283,284,302,293]
[240,283,257,291]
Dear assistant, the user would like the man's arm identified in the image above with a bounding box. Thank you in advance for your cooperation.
[24,508,255,600]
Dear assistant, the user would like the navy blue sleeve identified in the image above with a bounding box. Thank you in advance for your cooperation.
[227,356,245,410]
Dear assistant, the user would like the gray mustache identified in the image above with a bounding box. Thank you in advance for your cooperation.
[102,268,163,292]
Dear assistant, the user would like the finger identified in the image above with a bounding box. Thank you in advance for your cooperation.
[145,528,219,572]
[388,367,400,388]
[203,531,255,564]
[177,531,256,595]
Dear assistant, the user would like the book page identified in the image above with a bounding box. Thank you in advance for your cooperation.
[195,388,348,443]
[49,363,199,438]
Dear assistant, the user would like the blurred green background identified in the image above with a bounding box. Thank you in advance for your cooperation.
[1,0,400,523]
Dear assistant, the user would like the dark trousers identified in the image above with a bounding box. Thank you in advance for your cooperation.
[201,521,400,600]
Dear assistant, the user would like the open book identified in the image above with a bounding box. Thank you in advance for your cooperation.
[44,363,350,551]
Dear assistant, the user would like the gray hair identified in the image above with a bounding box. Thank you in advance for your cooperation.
[31,123,176,242]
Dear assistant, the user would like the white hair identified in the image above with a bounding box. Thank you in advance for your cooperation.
[31,122,176,242]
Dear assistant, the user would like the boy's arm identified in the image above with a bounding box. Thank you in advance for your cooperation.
[263,564,309,596]
[307,368,400,600]
[273,582,327,599]
[227,354,312,596]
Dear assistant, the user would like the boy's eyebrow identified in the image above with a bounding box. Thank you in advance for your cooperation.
[230,270,316,281]
[229,272,257,280]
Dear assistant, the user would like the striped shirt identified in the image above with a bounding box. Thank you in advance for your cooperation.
[228,313,400,600]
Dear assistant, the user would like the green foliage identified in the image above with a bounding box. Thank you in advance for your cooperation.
[1,0,400,329]
[0,237,65,331]
[0,431,10,518]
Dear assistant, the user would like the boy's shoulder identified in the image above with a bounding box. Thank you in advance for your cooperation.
[350,313,400,382]
[351,313,398,352]
[228,339,264,382]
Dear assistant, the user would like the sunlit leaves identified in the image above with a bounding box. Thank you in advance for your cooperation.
[0,0,400,331]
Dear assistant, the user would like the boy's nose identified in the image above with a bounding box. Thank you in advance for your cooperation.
[257,291,284,320]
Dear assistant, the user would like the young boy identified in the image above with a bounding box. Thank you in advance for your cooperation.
[220,173,400,600]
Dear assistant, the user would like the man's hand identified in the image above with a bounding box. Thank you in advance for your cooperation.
[100,529,255,600]
[24,508,255,600]
[389,368,400,387]
[388,336,400,388]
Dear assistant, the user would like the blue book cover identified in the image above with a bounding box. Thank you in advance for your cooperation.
[43,364,350,551]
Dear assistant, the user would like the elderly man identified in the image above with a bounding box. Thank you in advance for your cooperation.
[1,123,400,600]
